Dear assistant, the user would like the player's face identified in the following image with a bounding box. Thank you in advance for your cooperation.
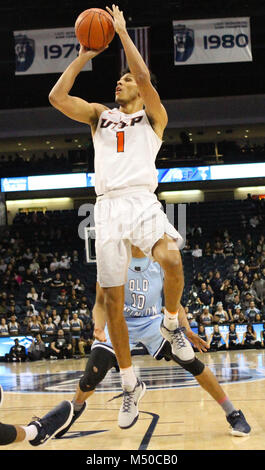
[115,73,139,104]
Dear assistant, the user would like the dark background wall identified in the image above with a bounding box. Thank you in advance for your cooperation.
[0,0,264,109]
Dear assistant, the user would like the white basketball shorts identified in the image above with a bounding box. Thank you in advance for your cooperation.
[94,186,183,287]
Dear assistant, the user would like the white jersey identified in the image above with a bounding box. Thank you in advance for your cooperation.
[93,108,162,195]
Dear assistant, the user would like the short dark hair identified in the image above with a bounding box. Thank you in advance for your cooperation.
[120,67,158,90]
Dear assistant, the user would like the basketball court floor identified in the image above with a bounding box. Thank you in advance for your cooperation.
[1,349,265,451]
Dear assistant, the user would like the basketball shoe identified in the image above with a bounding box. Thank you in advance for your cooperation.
[226,409,251,436]
[28,400,73,446]
[109,379,146,429]
[160,320,195,362]
[55,402,87,438]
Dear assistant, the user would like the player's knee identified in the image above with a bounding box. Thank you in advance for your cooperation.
[0,423,17,445]
[79,347,117,392]
[172,355,205,376]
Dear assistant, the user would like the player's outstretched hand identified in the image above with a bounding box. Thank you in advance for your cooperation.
[106,4,126,35]
[185,330,209,353]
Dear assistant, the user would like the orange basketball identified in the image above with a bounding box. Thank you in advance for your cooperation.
[75,8,115,50]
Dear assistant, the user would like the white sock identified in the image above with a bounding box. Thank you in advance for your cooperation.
[21,424,38,441]
[120,366,137,391]
[163,308,179,330]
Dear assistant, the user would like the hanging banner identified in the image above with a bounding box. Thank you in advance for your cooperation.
[120,27,150,73]
[173,17,252,65]
[14,27,92,75]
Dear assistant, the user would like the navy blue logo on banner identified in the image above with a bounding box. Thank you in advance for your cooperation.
[174,25,194,62]
[15,34,35,72]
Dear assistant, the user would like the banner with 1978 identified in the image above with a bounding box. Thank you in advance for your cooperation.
[14,27,92,75]
[173,17,252,65]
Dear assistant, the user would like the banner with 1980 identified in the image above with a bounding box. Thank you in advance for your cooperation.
[14,27,92,75]
[173,17,252,65]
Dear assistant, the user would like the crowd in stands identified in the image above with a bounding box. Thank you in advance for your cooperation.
[1,139,265,176]
[0,196,265,361]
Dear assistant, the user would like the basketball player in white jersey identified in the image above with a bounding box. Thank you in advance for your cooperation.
[49,4,195,428]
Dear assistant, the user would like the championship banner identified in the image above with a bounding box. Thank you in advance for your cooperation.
[120,27,150,73]
[173,17,252,65]
[14,28,93,75]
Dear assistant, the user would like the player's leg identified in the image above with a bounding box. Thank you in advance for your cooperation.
[0,385,73,446]
[159,343,251,436]
[55,346,118,438]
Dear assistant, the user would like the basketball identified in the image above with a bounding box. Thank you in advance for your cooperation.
[75,8,115,50]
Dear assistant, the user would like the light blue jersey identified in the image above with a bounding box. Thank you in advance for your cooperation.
[124,257,164,318]
[93,258,166,357]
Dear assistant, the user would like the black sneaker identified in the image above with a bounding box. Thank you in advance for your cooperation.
[0,384,3,408]
[226,409,251,436]
[28,400,74,446]
[55,402,87,438]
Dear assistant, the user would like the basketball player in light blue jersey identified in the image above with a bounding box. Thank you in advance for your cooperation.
[51,246,250,439]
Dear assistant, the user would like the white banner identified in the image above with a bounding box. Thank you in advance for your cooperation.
[173,17,252,65]
[14,28,92,75]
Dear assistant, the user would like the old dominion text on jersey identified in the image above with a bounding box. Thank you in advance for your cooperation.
[124,258,164,318]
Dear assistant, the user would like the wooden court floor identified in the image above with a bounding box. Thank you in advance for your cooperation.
[1,349,265,451]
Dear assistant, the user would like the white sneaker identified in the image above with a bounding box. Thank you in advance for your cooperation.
[118,380,146,429]
[160,321,195,362]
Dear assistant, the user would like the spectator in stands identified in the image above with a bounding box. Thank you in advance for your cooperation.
[28,334,46,361]
[24,268,35,286]
[56,289,68,306]
[70,312,84,355]
[253,272,265,303]
[50,329,73,359]
[0,318,9,336]
[6,339,27,362]
[245,301,260,322]
[229,258,240,278]
[197,324,208,345]
[236,270,245,291]
[204,242,212,257]
[50,272,65,289]
[8,315,20,336]
[73,278,85,292]
[27,315,43,336]
[199,307,213,326]
[65,273,74,289]
[60,312,72,341]
[192,244,202,258]
[72,250,79,263]
[213,302,230,324]
[59,255,71,270]
[223,237,234,257]
[78,302,92,325]
[241,292,253,312]
[210,271,223,303]
[213,241,225,259]
[23,248,33,261]
[29,258,40,273]
[198,282,214,308]
[51,309,61,327]
[27,287,38,302]
[208,325,226,351]
[43,317,57,343]
[49,257,59,272]
[234,239,245,258]
[0,258,7,273]
[78,322,94,357]
[241,324,260,349]
[226,323,241,350]
[186,292,201,318]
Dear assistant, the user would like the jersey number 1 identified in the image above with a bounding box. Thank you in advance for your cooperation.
[116,131,125,153]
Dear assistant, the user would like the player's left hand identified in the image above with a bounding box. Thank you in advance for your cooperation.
[185,330,209,353]
[106,4,126,35]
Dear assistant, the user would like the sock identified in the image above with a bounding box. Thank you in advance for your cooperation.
[120,366,137,391]
[72,400,84,413]
[21,424,38,441]
[163,308,179,330]
[218,396,236,416]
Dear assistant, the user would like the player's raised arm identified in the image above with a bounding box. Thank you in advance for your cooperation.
[49,46,108,127]
[107,4,168,134]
